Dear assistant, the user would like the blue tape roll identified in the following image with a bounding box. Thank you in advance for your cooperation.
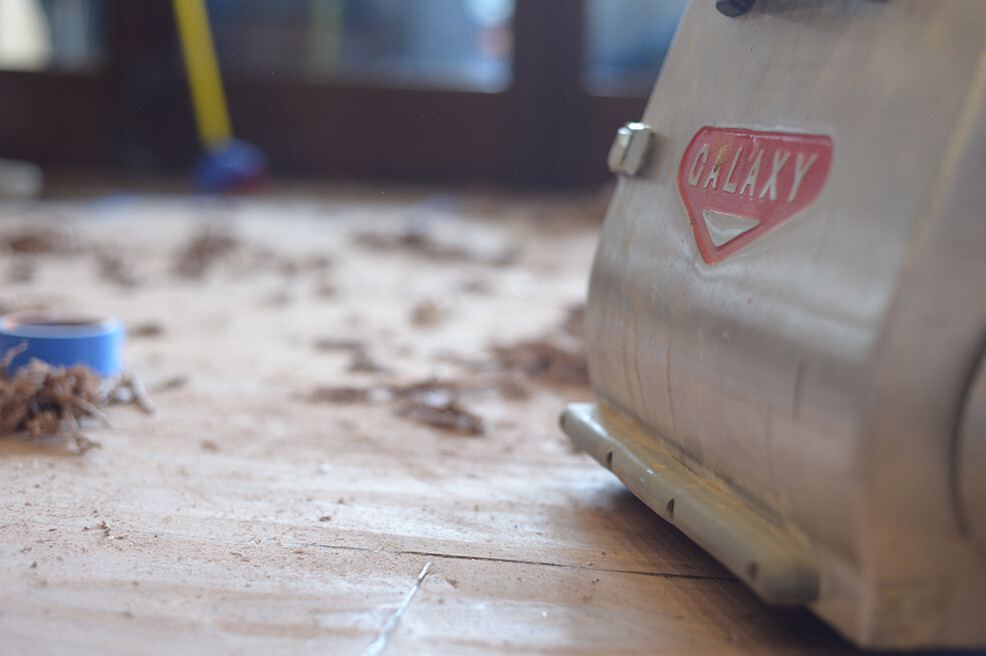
[0,311,125,377]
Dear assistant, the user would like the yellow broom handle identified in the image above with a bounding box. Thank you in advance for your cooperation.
[171,0,232,148]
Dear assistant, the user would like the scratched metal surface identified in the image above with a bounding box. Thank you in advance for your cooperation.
[585,0,986,646]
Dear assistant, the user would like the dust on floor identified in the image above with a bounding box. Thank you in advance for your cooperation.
[0,188,850,655]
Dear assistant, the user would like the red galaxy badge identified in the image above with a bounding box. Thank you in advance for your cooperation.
[677,127,833,264]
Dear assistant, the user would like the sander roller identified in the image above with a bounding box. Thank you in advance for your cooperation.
[562,0,986,648]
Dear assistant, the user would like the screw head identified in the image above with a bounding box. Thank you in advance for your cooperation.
[716,0,757,17]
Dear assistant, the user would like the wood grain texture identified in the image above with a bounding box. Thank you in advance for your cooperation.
[0,188,854,654]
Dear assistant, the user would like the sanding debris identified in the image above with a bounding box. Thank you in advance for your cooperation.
[489,303,588,387]
[394,389,486,436]
[101,371,156,414]
[313,337,365,352]
[96,249,140,287]
[173,225,239,278]
[1,224,79,254]
[1,346,156,452]
[561,303,585,338]
[0,347,107,452]
[410,299,448,327]
[492,337,588,387]
[309,378,487,436]
[309,385,376,404]
[353,217,518,266]
[149,374,189,393]
[307,305,588,435]
[275,254,333,277]
[128,320,165,338]
[312,337,393,375]
[348,345,393,375]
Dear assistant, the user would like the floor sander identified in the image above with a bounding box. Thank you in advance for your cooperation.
[562,0,986,648]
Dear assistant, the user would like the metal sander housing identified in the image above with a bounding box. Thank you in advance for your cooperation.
[562,0,986,648]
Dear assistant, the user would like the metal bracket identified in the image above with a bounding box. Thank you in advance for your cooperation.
[561,402,820,605]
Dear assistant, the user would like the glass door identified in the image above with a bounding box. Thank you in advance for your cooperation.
[0,0,687,187]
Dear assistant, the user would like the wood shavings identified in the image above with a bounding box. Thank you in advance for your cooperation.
[129,320,165,338]
[173,225,239,278]
[353,219,519,266]
[314,338,393,375]
[309,303,586,436]
[493,337,588,387]
[309,386,374,404]
[100,371,156,414]
[394,391,486,436]
[1,225,79,254]
[83,520,112,536]
[0,346,107,452]
[485,369,532,400]
[350,346,391,374]
[313,337,364,352]
[96,249,140,288]
[308,377,486,436]
[224,247,334,281]
[281,254,333,276]
[410,299,448,327]
[1,347,156,452]
[491,304,589,387]
[149,374,189,393]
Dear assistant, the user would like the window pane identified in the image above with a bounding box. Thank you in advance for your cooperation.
[0,0,105,72]
[583,0,687,96]
[208,0,514,91]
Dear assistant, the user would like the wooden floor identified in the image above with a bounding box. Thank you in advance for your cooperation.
[0,186,856,655]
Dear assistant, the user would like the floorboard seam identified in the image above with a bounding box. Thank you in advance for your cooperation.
[2,516,737,583]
